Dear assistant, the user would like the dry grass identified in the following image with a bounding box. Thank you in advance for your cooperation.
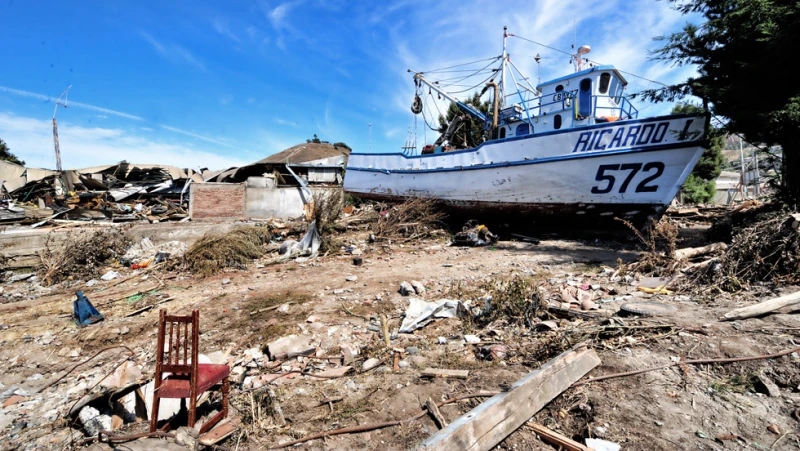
[371,197,447,239]
[312,189,344,253]
[616,217,679,276]
[703,214,800,290]
[183,226,272,277]
[38,227,133,285]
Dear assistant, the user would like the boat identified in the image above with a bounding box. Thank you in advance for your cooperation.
[343,28,707,229]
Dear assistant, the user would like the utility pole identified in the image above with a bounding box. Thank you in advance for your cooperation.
[52,86,72,172]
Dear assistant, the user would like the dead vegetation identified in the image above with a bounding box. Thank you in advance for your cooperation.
[701,213,800,290]
[616,217,679,276]
[38,227,133,285]
[311,189,344,253]
[183,226,272,277]
[371,197,448,239]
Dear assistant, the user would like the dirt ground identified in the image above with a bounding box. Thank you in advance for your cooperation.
[2,224,800,450]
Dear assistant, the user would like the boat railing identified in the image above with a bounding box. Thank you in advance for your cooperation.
[593,95,639,120]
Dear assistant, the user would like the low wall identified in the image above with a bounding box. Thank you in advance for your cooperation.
[189,183,246,220]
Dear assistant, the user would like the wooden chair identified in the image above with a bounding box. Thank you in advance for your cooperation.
[150,309,230,434]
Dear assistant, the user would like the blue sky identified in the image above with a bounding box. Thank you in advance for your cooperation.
[0,0,697,171]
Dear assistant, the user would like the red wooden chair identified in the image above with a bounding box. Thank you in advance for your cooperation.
[150,309,230,433]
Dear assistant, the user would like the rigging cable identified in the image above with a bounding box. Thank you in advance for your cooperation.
[510,34,670,88]
[420,56,501,74]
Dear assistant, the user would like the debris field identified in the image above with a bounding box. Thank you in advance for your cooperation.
[1,200,800,451]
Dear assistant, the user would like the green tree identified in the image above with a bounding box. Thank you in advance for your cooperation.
[641,0,800,203]
[673,103,725,203]
[437,92,490,148]
[0,138,25,166]
[307,134,321,144]
[333,142,352,151]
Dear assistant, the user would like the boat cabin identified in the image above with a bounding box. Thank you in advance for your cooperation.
[494,65,638,140]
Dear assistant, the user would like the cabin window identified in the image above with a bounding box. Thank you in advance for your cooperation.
[499,127,507,139]
[599,73,611,94]
[515,123,530,136]
[614,82,624,102]
[578,78,592,117]
[554,114,562,129]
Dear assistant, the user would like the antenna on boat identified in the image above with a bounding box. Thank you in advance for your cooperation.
[501,26,508,108]
[534,53,542,85]
[572,45,591,72]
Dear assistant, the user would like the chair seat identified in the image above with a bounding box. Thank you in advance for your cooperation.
[159,364,230,398]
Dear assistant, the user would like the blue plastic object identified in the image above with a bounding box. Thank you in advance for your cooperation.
[73,291,104,327]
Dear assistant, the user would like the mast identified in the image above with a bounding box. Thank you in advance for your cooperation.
[501,26,508,108]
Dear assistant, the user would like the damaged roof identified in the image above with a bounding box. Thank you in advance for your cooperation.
[256,142,350,165]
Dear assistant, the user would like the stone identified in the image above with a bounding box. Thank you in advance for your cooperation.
[410,280,426,295]
[399,281,414,296]
[266,334,314,359]
[9,273,34,283]
[362,358,381,371]
[221,278,231,285]
[463,335,481,344]
[408,356,427,368]
[2,395,26,408]
[757,374,781,397]
[345,275,358,282]
[39,332,55,345]
[351,248,363,256]
[585,438,621,451]
[437,337,447,345]
[78,406,112,436]
[175,426,198,447]
[333,289,345,294]
[405,346,419,355]
[306,315,319,323]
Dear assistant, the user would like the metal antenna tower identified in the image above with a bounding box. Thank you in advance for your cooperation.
[52,85,72,171]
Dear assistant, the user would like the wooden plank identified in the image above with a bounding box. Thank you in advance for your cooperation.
[526,422,594,451]
[720,290,800,321]
[420,368,469,379]
[199,420,238,446]
[425,398,448,429]
[674,242,727,260]
[416,346,600,451]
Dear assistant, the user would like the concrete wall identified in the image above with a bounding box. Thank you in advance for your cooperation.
[189,183,245,220]
[245,186,310,219]
[190,180,340,220]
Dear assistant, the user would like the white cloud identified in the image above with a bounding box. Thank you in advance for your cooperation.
[0,112,247,171]
[0,85,143,121]
[213,18,241,42]
[274,118,299,127]
[140,31,206,70]
[159,125,244,150]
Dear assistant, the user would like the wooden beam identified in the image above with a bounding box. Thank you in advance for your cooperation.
[416,346,600,451]
[526,422,595,451]
[674,242,727,260]
[720,290,800,321]
[420,368,469,379]
[425,398,448,429]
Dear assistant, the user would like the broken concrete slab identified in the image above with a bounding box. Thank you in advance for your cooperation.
[266,334,315,360]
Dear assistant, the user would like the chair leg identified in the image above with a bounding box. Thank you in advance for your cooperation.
[189,395,197,430]
[149,390,161,433]
[221,376,230,419]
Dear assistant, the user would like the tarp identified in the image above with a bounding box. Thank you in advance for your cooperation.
[399,298,468,333]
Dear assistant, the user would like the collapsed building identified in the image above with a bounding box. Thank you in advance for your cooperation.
[190,142,349,220]
[0,142,349,225]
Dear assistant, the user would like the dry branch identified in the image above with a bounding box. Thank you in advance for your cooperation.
[720,291,800,321]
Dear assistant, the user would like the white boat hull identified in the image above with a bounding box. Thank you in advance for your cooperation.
[344,115,706,228]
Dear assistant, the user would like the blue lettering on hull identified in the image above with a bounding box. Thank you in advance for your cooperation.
[573,121,670,153]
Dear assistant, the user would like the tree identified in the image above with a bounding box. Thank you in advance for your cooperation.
[333,142,352,151]
[673,103,725,203]
[437,92,490,149]
[641,0,800,203]
[306,134,321,144]
[0,138,25,166]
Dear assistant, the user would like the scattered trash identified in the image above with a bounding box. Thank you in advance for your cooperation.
[585,438,622,451]
[453,221,498,247]
[399,298,468,333]
[72,291,104,327]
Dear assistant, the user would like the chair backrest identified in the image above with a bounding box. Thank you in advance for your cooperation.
[155,309,199,376]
